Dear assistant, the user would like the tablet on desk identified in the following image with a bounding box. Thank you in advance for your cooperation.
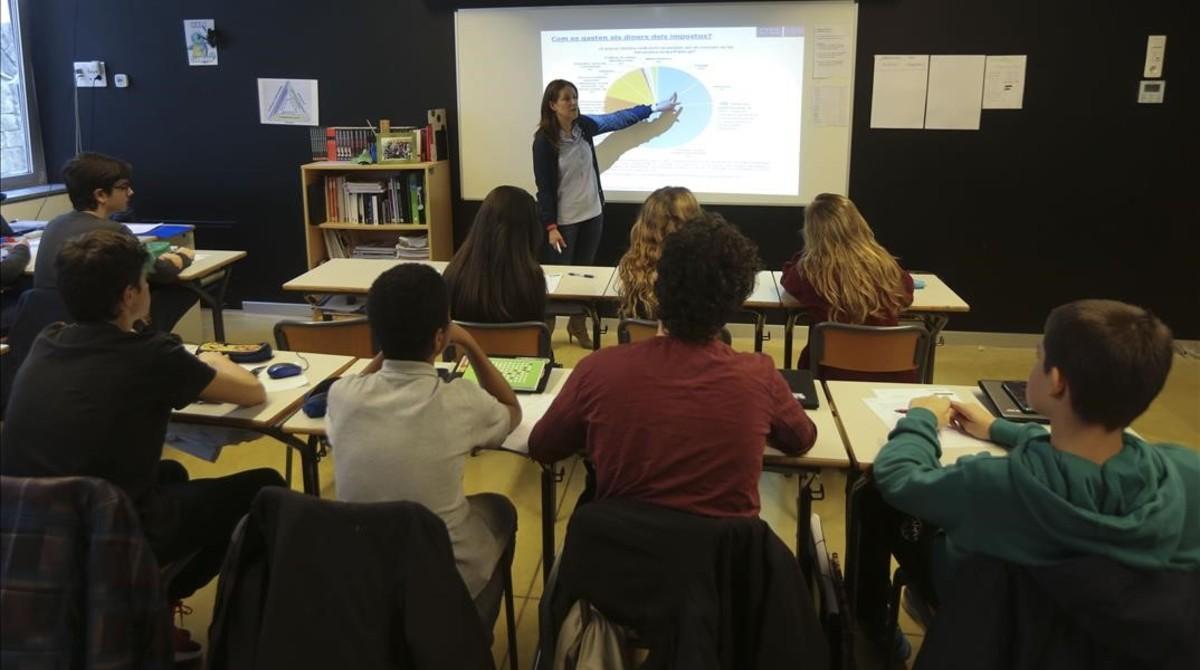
[778,369,820,410]
[455,355,553,394]
[979,379,1049,424]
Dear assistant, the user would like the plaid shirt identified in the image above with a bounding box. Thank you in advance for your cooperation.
[1,476,172,669]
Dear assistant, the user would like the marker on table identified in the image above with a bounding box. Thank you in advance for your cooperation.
[567,272,594,278]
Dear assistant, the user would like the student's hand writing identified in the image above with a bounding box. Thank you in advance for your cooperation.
[548,228,566,253]
[160,252,185,270]
[909,396,952,428]
[950,401,995,440]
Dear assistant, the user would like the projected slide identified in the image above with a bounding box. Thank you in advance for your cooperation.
[604,67,713,148]
[542,26,804,197]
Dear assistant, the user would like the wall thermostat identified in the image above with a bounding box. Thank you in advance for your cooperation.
[1138,80,1165,104]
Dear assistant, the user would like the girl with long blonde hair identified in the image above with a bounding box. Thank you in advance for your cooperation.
[780,193,914,368]
[616,186,702,319]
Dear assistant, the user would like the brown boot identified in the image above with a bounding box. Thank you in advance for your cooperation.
[566,314,593,349]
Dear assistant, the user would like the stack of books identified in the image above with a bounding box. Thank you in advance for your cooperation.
[351,244,401,260]
[395,234,429,260]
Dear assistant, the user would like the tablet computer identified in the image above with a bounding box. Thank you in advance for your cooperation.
[455,355,553,394]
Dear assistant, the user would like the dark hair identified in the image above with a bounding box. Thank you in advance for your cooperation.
[63,152,132,211]
[367,264,450,361]
[536,79,578,149]
[1043,299,1174,430]
[655,212,760,343]
[444,186,545,323]
[56,229,148,322]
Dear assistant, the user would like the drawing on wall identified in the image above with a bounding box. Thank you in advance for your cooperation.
[257,78,319,126]
[183,19,217,66]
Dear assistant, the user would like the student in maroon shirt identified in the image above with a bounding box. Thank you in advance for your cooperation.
[529,213,817,517]
[779,193,915,377]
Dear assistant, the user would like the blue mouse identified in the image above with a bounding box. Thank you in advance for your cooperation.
[267,362,303,379]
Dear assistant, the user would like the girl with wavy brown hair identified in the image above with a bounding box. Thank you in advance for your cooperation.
[616,186,702,320]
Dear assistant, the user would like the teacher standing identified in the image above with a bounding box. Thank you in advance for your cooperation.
[533,79,679,347]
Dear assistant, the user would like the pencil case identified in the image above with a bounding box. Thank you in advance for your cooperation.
[196,342,274,363]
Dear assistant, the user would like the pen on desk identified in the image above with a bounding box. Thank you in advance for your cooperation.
[567,272,594,278]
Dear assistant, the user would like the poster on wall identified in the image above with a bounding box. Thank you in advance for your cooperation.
[257,78,320,126]
[183,19,218,66]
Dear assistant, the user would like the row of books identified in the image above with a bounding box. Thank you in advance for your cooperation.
[307,124,446,163]
[324,175,425,224]
[322,231,430,261]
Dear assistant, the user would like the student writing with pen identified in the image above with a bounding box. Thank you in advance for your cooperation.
[532,79,680,347]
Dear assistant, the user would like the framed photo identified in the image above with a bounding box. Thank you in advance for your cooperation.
[378,131,419,163]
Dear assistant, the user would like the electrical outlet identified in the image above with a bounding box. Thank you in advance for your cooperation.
[114,74,129,88]
[73,61,108,88]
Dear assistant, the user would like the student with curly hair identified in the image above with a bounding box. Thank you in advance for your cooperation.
[615,186,702,320]
[530,213,817,517]
[444,185,546,324]
[780,193,914,375]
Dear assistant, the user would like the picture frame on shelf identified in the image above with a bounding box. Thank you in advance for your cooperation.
[378,131,419,163]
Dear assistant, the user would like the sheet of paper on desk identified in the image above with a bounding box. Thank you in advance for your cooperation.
[125,223,161,234]
[260,374,309,393]
[501,392,558,454]
[544,272,562,294]
[864,389,991,451]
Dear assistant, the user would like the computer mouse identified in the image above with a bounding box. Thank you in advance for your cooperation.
[267,362,303,379]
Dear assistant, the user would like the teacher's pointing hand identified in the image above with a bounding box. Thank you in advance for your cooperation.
[653,92,680,114]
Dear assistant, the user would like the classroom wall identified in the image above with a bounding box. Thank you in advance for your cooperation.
[27,0,1197,337]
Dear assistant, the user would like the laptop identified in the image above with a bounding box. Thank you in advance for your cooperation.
[979,380,1049,424]
[778,369,820,410]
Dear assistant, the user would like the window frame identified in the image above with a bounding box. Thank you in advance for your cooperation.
[1,0,46,190]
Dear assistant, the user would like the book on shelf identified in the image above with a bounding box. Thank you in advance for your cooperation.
[309,115,445,163]
[323,175,426,224]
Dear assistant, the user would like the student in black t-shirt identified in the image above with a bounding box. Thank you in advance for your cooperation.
[0,229,285,650]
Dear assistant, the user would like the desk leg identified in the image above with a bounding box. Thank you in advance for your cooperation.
[541,463,558,585]
[784,312,797,370]
[797,471,817,584]
[181,266,234,342]
[265,428,320,496]
[754,311,766,353]
[589,304,602,351]
[921,314,950,384]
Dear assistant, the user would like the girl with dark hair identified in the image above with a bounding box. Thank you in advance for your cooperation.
[445,185,546,324]
[532,79,679,346]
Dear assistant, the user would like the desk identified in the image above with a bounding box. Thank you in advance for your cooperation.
[542,265,615,350]
[23,240,245,341]
[176,250,247,341]
[775,272,971,380]
[282,258,448,294]
[824,381,1004,467]
[172,349,355,494]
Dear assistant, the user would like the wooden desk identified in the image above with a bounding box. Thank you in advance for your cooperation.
[282,258,447,294]
[824,381,1004,467]
[176,250,247,341]
[774,271,971,380]
[541,266,616,351]
[173,349,356,493]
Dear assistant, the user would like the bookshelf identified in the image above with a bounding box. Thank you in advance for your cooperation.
[299,160,452,268]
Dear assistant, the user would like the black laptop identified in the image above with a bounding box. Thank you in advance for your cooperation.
[778,369,820,410]
[979,380,1049,424]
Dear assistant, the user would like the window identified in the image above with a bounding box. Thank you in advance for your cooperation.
[1,0,44,189]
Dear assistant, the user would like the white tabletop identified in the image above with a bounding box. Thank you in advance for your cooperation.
[173,349,355,429]
[605,270,783,310]
[825,381,1005,467]
[541,265,616,300]
[178,250,247,281]
[773,271,970,314]
[282,258,448,294]
[764,382,851,468]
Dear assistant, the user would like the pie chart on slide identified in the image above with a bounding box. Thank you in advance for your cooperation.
[604,66,712,148]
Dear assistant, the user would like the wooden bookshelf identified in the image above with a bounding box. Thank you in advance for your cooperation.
[300,160,452,268]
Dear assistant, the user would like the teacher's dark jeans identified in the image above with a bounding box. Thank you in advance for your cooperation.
[544,214,603,266]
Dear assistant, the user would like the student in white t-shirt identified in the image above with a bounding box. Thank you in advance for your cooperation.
[326,263,522,629]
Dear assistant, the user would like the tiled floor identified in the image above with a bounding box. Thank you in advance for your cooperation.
[171,312,1199,668]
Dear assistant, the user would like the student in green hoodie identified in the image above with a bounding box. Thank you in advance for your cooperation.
[874,299,1200,599]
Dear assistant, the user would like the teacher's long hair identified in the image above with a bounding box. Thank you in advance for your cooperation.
[537,79,578,149]
[796,193,909,323]
[444,186,546,323]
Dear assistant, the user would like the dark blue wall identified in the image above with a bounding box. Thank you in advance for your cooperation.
[29,0,1197,336]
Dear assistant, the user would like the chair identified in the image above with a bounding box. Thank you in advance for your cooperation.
[273,317,376,488]
[808,322,931,383]
[273,317,376,358]
[207,487,495,669]
[0,475,173,668]
[616,317,733,346]
[451,320,554,362]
